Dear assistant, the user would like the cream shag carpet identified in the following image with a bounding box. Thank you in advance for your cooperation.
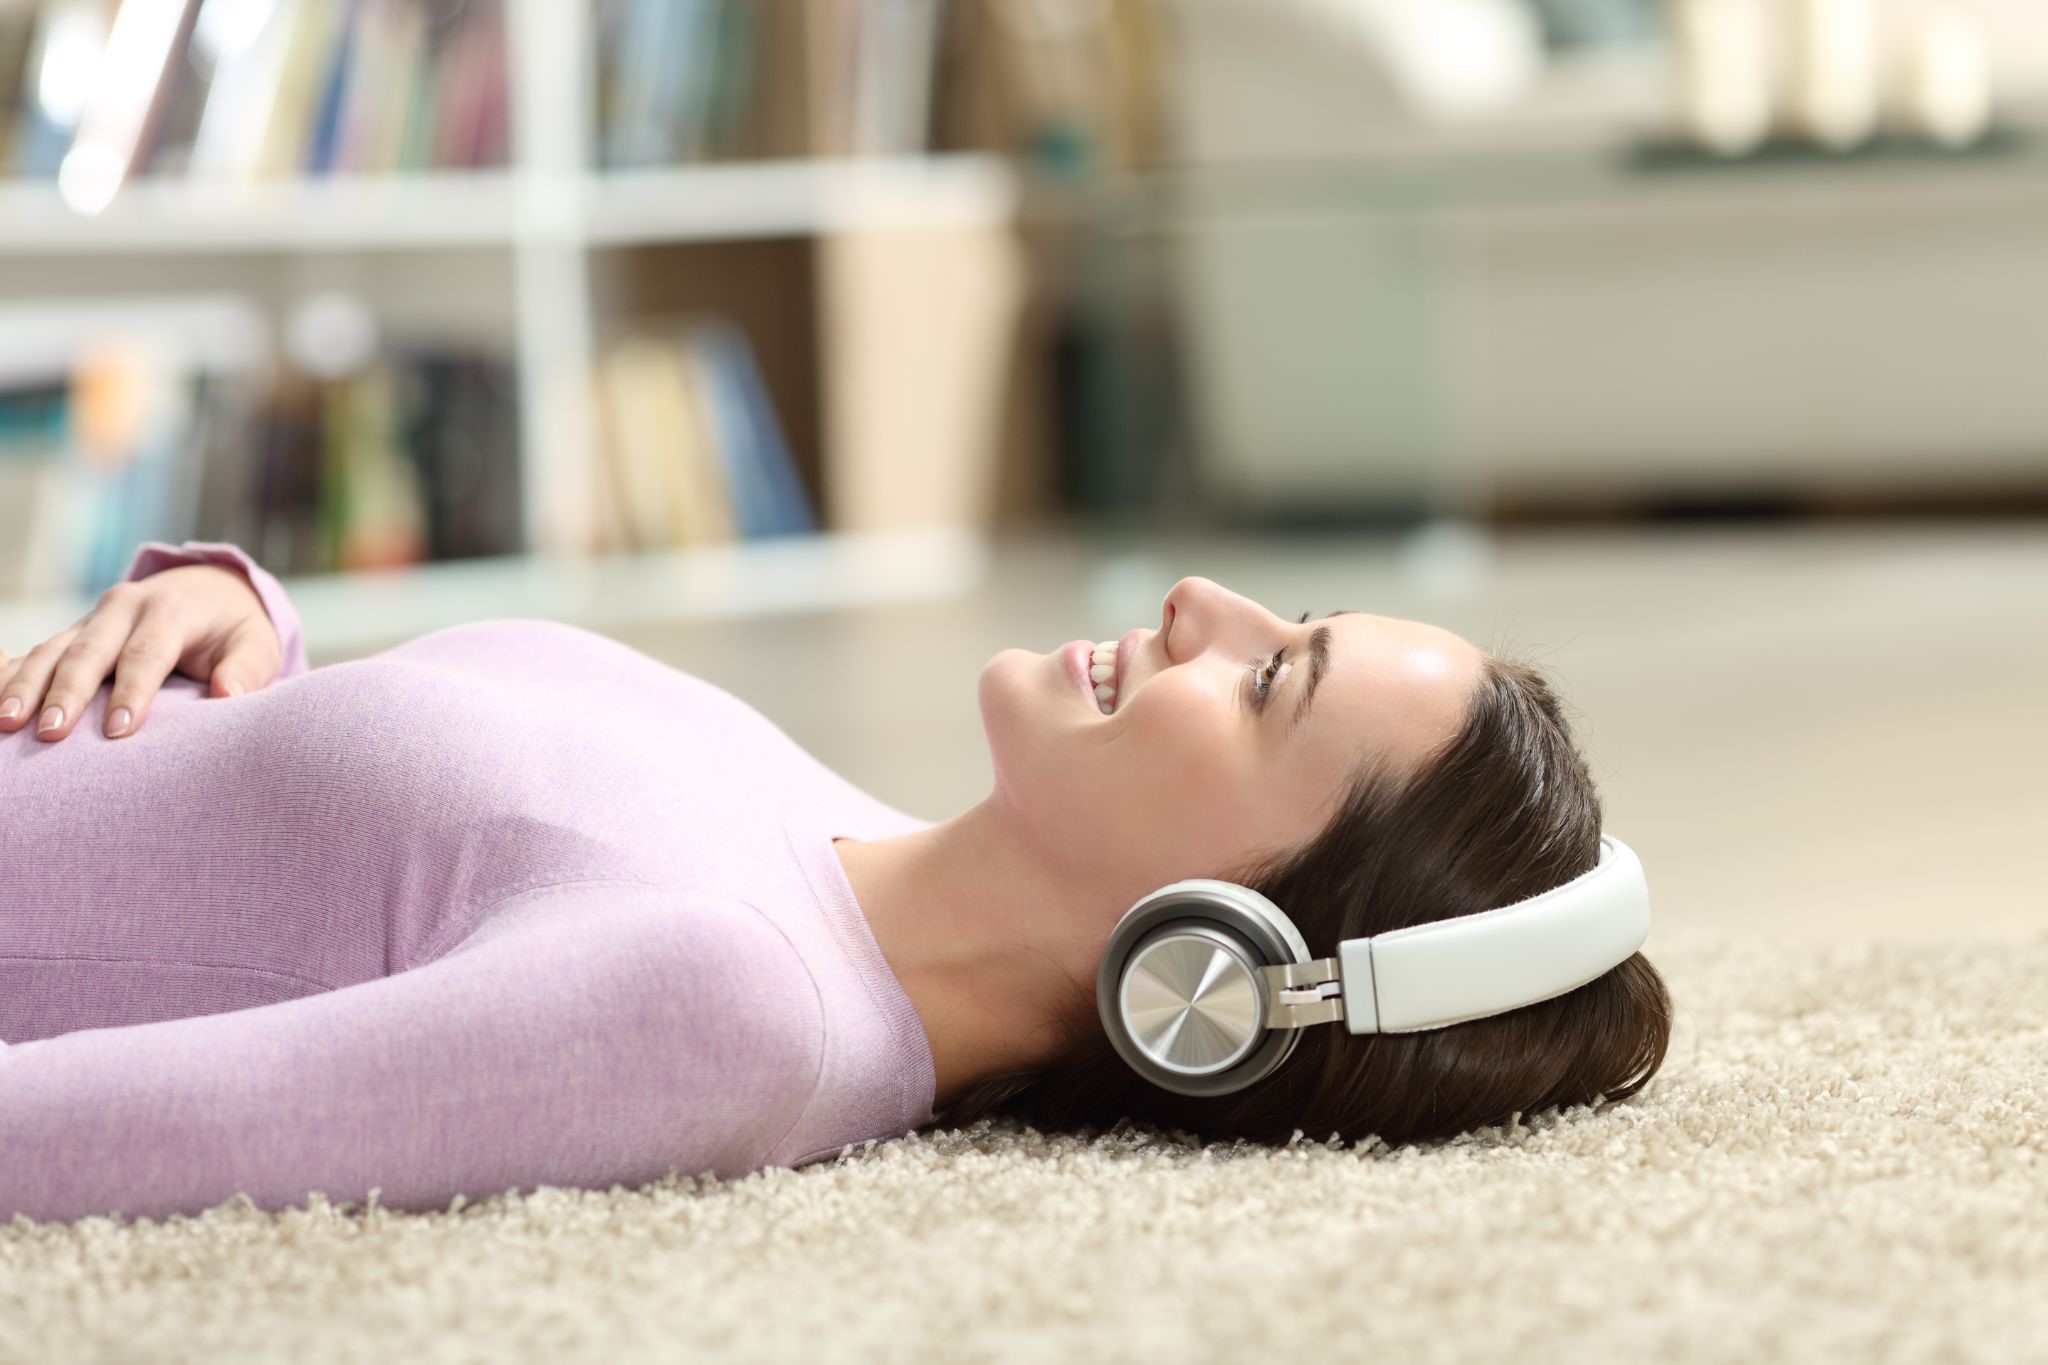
[4,926,2044,1365]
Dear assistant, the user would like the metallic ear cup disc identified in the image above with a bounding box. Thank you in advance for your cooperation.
[1121,925,1265,1075]
[1096,879,1313,1098]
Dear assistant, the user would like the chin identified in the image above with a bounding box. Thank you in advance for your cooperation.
[977,648,1068,795]
[977,648,1027,711]
[976,649,1025,744]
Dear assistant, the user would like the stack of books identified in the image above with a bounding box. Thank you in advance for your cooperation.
[589,318,816,553]
[0,0,508,193]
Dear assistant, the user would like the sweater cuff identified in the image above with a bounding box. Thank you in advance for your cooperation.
[122,541,310,681]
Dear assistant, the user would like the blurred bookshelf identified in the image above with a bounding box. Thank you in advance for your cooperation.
[0,0,1028,631]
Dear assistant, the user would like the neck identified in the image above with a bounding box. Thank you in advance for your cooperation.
[834,798,1107,1113]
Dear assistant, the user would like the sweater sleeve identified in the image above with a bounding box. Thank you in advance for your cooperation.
[0,881,827,1226]
[122,540,310,681]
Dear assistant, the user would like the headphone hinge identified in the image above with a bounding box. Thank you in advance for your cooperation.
[1260,956,1343,1029]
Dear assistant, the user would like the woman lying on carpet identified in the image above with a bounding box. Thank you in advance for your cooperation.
[0,543,1672,1224]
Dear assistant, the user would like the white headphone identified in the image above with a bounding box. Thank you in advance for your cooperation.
[1095,835,1651,1097]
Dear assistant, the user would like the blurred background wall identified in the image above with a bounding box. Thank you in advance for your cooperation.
[4,0,2046,593]
[5,0,2045,610]
[0,1,2043,939]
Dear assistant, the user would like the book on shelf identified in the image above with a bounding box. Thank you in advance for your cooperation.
[0,0,509,194]
[0,307,822,597]
[684,318,817,541]
[589,320,817,555]
[930,0,1165,175]
[0,379,74,599]
[0,339,242,598]
[0,304,527,597]
[249,350,525,577]
[0,0,1002,190]
[592,0,954,167]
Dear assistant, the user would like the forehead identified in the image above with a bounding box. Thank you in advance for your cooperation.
[1348,611,1480,674]
[1312,612,1484,771]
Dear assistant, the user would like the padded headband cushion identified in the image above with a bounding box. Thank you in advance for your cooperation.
[1342,835,1651,1034]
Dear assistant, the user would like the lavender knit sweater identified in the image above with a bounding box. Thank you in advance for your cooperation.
[0,541,938,1224]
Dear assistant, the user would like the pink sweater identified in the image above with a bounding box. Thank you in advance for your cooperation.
[0,541,938,1224]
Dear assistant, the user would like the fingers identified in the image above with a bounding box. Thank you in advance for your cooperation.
[27,617,130,742]
[207,615,282,700]
[102,602,189,737]
[0,583,162,743]
[0,625,84,736]
[2,572,275,745]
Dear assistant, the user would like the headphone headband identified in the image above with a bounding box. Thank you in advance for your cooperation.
[1336,834,1650,1033]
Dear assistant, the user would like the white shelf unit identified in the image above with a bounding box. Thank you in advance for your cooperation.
[0,525,990,661]
[0,0,1022,637]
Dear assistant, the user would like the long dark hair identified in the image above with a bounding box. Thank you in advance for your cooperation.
[927,654,1672,1147]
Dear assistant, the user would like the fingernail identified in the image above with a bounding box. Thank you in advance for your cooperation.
[108,707,132,736]
[38,705,63,733]
[225,681,244,697]
[0,697,19,721]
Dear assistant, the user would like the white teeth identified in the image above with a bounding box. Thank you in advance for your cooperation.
[1090,642,1118,715]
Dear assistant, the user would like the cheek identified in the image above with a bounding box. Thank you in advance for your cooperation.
[1120,688,1343,873]
[1112,685,1259,845]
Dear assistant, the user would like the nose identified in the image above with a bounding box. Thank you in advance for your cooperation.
[1161,576,1270,661]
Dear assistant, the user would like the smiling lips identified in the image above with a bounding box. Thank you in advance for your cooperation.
[1089,640,1119,715]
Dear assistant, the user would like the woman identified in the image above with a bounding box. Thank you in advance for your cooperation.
[0,541,1671,1225]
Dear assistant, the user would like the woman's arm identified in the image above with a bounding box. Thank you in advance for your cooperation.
[0,883,826,1225]
[123,540,309,683]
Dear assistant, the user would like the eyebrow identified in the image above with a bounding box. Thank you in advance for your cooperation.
[1288,609,1357,738]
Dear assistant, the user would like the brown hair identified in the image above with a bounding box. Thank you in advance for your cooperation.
[927,654,1672,1147]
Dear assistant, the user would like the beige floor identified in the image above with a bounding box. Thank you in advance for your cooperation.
[595,517,2047,947]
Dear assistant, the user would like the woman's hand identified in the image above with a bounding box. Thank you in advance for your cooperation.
[0,564,283,742]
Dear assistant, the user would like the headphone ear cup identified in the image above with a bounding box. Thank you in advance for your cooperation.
[1096,881,1311,1099]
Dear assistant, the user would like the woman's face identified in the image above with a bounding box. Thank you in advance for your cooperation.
[979,576,1486,895]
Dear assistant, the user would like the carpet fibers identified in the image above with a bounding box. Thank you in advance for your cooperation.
[4,926,2044,1365]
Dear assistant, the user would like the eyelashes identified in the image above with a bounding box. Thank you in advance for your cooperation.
[1242,610,1312,712]
[1247,611,1310,710]
[1249,647,1285,709]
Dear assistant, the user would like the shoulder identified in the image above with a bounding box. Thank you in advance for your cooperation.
[622,890,830,1152]
[646,893,827,1032]
[555,884,828,1072]
[443,880,833,1178]
[473,879,830,1114]
[478,880,822,1018]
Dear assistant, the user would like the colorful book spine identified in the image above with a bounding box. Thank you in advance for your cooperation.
[1,0,510,184]
[591,321,817,550]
